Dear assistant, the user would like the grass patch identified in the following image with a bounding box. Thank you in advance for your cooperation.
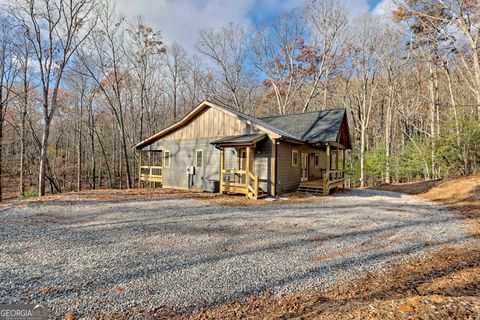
[19,187,38,200]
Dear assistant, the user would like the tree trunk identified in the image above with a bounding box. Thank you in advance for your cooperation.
[119,121,132,189]
[360,124,366,188]
[428,63,437,180]
[0,120,3,201]
[385,84,393,184]
[20,102,27,196]
[77,104,83,191]
[38,117,51,196]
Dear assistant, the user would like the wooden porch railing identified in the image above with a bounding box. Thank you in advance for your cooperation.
[221,169,260,199]
[140,166,163,183]
[247,171,260,200]
[322,169,345,195]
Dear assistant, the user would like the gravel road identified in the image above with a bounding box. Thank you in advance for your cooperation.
[0,189,475,318]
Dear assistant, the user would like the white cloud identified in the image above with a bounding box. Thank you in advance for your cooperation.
[114,0,375,52]
[372,0,397,18]
[114,0,296,52]
[0,0,379,52]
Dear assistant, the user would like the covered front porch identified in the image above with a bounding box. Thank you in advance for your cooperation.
[213,134,268,200]
[297,143,348,195]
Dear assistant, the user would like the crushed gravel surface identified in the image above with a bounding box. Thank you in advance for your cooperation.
[0,189,475,318]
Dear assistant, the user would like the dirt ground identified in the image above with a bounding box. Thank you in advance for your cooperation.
[374,175,480,236]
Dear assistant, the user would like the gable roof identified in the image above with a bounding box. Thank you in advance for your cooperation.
[135,100,350,149]
[135,101,302,149]
[261,108,349,147]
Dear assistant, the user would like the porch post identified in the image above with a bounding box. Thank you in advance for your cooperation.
[336,146,340,171]
[323,144,330,195]
[220,148,225,194]
[138,150,143,188]
[271,139,276,197]
[342,149,346,188]
[245,146,251,197]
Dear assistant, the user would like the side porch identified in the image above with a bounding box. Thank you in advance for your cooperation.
[297,143,348,195]
[138,150,163,187]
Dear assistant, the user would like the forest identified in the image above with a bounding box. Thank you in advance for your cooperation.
[0,0,478,200]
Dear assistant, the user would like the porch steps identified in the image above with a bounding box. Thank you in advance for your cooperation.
[247,188,268,199]
[257,189,268,199]
[297,186,324,194]
[297,179,325,194]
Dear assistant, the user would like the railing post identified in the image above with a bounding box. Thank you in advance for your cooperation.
[323,144,330,196]
[254,175,259,200]
[138,150,143,188]
[245,147,251,198]
[220,148,225,194]
[336,146,340,171]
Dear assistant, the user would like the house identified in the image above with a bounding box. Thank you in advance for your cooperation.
[135,100,351,199]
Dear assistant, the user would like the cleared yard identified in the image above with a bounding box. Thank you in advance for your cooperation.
[0,189,476,318]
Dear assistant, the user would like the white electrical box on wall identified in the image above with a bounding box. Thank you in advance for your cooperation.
[186,166,196,175]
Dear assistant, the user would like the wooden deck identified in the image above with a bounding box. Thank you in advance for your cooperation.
[297,171,346,195]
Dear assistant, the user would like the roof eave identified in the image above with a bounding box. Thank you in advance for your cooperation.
[135,100,287,149]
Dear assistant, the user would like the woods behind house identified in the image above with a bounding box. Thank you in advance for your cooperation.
[0,0,479,200]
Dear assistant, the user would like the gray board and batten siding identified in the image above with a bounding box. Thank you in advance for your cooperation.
[136,101,351,196]
[144,137,273,193]
[141,104,274,193]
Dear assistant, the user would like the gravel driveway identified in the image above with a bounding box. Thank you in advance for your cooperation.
[0,189,475,317]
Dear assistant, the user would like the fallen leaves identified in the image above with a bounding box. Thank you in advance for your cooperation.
[398,304,413,313]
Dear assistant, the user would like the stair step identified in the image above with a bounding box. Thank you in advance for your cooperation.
[297,186,324,194]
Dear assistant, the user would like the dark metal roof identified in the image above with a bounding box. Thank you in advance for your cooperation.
[211,133,267,146]
[261,109,346,144]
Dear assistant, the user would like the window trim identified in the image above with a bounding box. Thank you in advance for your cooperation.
[164,150,171,168]
[196,149,203,168]
[291,149,299,167]
[314,153,320,167]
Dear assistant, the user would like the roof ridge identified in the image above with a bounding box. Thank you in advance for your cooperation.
[261,108,345,120]
[214,103,303,141]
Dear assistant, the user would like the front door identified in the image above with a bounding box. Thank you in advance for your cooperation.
[301,152,309,182]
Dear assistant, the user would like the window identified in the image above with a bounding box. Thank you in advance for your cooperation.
[164,150,170,168]
[314,153,320,167]
[291,150,298,167]
[196,150,203,167]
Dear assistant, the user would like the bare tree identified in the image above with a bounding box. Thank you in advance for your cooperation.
[14,33,35,196]
[376,25,407,183]
[344,15,384,187]
[126,18,165,140]
[197,23,253,112]
[0,15,18,201]
[253,11,306,115]
[164,43,188,121]
[303,0,348,112]
[396,0,480,118]
[10,0,96,196]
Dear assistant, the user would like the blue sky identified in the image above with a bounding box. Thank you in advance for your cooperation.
[115,0,394,52]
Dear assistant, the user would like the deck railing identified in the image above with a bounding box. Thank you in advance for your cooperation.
[222,169,260,199]
[140,166,163,183]
[321,169,345,194]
